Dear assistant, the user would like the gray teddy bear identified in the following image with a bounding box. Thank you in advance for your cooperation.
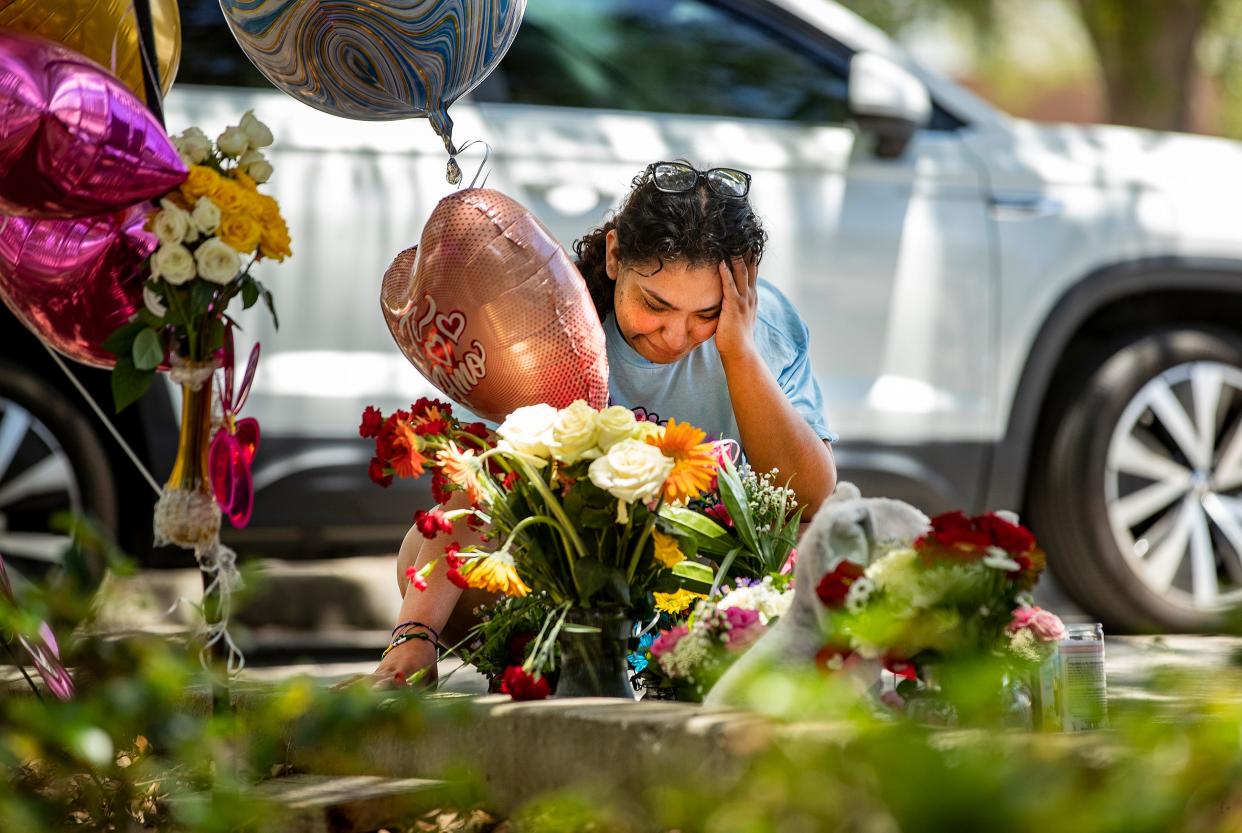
[705,482,930,707]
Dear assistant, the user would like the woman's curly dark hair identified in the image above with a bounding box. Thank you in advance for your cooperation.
[574,161,768,320]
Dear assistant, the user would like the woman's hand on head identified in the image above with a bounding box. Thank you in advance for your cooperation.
[715,255,760,361]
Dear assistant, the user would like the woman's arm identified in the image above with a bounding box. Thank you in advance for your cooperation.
[715,258,837,517]
[371,492,484,686]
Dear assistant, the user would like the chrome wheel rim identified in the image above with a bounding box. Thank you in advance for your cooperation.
[0,396,79,576]
[1106,361,1242,610]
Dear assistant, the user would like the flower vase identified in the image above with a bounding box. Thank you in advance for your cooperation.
[555,609,636,699]
[153,360,221,550]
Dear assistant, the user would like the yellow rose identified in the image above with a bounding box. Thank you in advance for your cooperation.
[259,221,291,261]
[255,193,282,223]
[209,180,250,217]
[180,165,220,202]
[218,212,263,254]
[234,170,258,191]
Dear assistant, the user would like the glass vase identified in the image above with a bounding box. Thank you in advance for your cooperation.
[555,609,636,699]
[153,364,221,550]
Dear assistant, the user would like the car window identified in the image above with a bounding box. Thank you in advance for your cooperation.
[471,0,850,124]
[177,0,271,88]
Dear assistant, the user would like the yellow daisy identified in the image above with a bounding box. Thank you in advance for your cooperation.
[653,588,706,615]
[465,551,530,597]
[647,419,718,504]
[652,530,685,569]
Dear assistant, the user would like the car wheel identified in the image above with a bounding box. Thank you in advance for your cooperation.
[0,360,116,588]
[1031,327,1242,632]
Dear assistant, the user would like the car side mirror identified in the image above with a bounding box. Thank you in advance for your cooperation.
[848,51,932,159]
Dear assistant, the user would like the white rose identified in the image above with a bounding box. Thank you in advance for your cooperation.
[632,421,662,443]
[191,196,221,235]
[178,126,211,163]
[595,405,637,452]
[217,125,249,157]
[588,439,673,504]
[152,198,196,245]
[551,400,600,463]
[239,110,274,148]
[194,237,241,285]
[150,243,195,286]
[142,284,167,318]
[238,149,273,184]
[497,404,558,459]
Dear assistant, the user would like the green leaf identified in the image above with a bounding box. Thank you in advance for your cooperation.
[660,505,729,540]
[262,289,279,330]
[241,277,260,310]
[102,320,145,359]
[111,357,155,412]
[573,557,611,601]
[710,547,742,596]
[580,506,614,530]
[672,559,714,585]
[136,307,164,328]
[190,280,216,318]
[718,458,761,556]
[131,327,163,371]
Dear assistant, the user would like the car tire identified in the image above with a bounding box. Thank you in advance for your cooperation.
[1030,327,1242,633]
[0,360,117,587]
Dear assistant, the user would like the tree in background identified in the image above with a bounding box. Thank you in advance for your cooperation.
[840,0,1242,135]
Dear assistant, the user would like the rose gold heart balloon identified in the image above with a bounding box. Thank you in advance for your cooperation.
[381,188,608,422]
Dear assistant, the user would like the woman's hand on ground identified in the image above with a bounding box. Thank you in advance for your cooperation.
[370,636,438,690]
[715,255,759,361]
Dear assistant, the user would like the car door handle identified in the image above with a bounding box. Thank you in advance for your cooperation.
[989,194,1063,220]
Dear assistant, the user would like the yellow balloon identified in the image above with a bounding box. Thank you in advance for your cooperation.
[0,0,181,103]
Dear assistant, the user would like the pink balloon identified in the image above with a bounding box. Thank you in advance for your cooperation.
[0,30,186,219]
[0,203,156,367]
[381,188,609,423]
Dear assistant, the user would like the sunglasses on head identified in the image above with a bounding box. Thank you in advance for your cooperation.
[646,161,752,199]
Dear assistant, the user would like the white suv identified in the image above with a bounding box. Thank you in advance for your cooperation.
[4,0,1242,632]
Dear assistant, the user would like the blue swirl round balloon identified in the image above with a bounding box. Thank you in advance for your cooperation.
[217,0,525,152]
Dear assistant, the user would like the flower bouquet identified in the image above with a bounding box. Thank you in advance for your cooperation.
[814,510,1060,723]
[362,399,723,696]
[105,112,291,555]
[635,576,792,701]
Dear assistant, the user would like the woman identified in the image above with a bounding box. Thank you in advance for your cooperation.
[373,161,837,685]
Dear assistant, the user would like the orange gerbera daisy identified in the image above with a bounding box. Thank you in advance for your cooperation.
[465,551,531,597]
[437,442,484,505]
[646,419,718,503]
[389,421,427,478]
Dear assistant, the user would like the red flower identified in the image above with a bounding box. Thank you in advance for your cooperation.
[507,632,536,663]
[413,418,448,437]
[815,560,864,608]
[462,421,489,440]
[388,422,427,479]
[704,502,734,528]
[883,655,918,681]
[976,513,1036,553]
[359,406,384,439]
[431,471,453,505]
[393,670,407,686]
[500,665,550,701]
[414,508,454,539]
[922,511,991,551]
[404,565,428,592]
[501,471,519,491]
[444,542,470,589]
[412,397,453,420]
[368,457,393,488]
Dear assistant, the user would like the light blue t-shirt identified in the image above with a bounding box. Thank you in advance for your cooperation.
[604,279,836,449]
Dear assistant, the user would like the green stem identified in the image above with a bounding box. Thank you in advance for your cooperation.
[625,499,663,584]
[513,458,587,560]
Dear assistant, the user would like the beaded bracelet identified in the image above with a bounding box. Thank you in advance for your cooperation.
[382,629,437,660]
[391,619,441,643]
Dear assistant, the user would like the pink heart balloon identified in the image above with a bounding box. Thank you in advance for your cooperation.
[209,418,259,529]
[0,30,186,219]
[380,189,609,423]
[0,203,156,367]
